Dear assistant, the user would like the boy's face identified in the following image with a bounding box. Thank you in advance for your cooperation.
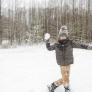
[59,33,67,40]
[59,36,67,40]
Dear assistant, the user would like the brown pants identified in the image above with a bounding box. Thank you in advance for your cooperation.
[54,65,70,87]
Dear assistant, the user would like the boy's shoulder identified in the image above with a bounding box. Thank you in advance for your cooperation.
[54,39,73,44]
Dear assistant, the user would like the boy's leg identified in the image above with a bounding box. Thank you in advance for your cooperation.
[61,65,70,88]
[54,65,70,87]
[48,65,70,92]
[47,69,63,92]
[54,78,63,86]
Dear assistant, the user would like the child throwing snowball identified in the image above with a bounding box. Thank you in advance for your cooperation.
[44,25,92,92]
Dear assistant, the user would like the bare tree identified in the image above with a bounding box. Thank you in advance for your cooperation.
[1,0,92,47]
[0,0,2,44]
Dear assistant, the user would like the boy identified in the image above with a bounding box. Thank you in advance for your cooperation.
[44,25,92,92]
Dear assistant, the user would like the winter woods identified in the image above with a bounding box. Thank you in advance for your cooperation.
[0,0,92,47]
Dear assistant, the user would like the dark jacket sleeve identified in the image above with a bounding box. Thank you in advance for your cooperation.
[46,41,55,51]
[72,41,88,49]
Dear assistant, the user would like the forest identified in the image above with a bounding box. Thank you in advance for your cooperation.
[0,0,92,47]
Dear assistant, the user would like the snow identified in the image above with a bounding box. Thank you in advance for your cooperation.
[0,44,92,92]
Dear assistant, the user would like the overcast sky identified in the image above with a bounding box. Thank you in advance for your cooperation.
[2,0,90,10]
[2,0,49,9]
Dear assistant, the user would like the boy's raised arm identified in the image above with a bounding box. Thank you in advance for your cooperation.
[46,41,55,51]
[44,33,55,51]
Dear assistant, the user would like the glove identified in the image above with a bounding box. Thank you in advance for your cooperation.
[44,33,50,41]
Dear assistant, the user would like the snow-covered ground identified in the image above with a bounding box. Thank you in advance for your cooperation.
[0,44,92,92]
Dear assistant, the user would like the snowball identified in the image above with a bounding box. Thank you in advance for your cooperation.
[44,33,50,40]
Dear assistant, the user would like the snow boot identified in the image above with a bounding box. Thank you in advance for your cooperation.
[47,83,58,92]
[64,86,70,92]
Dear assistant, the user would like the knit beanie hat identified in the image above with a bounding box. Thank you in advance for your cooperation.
[58,25,69,39]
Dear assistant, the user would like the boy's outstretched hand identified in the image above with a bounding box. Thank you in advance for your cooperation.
[87,45,92,50]
[44,33,50,42]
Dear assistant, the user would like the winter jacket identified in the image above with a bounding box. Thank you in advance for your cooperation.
[46,39,89,66]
